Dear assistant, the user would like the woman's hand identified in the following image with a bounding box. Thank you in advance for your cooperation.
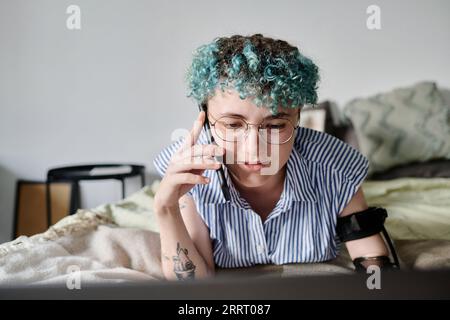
[154,111,224,213]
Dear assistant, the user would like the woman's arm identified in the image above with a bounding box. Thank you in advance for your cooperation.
[156,195,215,281]
[339,187,389,260]
[153,111,220,280]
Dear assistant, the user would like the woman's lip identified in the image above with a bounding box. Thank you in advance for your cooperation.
[241,162,271,171]
[243,162,270,166]
[243,164,263,171]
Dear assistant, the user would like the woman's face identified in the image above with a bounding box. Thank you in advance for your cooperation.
[207,88,300,188]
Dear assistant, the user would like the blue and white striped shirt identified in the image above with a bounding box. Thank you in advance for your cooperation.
[153,126,369,268]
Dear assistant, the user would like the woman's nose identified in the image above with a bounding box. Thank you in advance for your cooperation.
[244,126,261,161]
[246,125,260,142]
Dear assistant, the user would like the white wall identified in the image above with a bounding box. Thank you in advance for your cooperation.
[1,0,449,242]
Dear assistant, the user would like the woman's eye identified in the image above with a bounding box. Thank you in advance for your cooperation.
[266,123,286,130]
[224,123,244,129]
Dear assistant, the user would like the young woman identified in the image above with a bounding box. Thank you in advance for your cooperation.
[153,34,390,281]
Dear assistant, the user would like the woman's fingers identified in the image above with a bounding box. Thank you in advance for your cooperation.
[177,144,224,161]
[167,161,222,174]
[180,111,205,151]
[171,173,210,185]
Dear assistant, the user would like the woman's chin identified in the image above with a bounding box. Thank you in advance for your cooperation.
[229,165,275,187]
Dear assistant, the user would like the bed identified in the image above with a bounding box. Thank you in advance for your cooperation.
[1,176,450,286]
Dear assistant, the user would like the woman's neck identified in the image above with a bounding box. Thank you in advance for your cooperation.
[229,166,286,220]
[230,165,287,202]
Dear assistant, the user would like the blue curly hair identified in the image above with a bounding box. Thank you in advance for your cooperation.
[185,34,320,115]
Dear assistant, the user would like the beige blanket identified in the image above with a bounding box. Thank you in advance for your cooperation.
[0,212,163,285]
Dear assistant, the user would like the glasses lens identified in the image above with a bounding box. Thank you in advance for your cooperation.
[214,117,247,142]
[260,119,295,144]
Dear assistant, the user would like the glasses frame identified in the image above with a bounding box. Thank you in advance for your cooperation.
[207,111,300,145]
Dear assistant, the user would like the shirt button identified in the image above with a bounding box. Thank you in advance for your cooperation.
[256,244,265,255]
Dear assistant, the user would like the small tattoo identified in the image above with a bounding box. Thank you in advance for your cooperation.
[179,201,188,210]
[172,242,196,280]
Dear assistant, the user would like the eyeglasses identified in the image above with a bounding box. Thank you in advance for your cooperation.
[208,112,299,145]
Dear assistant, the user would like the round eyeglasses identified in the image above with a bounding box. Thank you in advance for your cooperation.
[208,113,299,145]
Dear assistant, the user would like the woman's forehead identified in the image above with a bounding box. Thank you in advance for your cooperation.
[208,88,298,118]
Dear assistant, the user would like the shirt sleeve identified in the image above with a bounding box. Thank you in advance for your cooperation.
[332,143,370,217]
[153,138,183,178]
[153,137,196,197]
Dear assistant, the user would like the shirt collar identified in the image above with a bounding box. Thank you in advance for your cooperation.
[285,143,318,203]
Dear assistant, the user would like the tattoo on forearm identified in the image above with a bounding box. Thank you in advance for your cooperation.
[172,242,196,280]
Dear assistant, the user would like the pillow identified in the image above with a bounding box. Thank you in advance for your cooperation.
[343,81,450,175]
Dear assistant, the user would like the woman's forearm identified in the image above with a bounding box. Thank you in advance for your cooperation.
[345,233,389,260]
[156,205,214,281]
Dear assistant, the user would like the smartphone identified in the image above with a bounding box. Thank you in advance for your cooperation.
[198,103,231,201]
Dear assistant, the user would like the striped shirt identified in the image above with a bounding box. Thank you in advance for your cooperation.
[153,126,369,268]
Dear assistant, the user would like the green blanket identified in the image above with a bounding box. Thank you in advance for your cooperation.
[362,178,450,240]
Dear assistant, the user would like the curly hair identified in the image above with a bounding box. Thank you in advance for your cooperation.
[185,34,320,115]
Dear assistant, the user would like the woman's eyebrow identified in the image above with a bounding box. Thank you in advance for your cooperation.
[220,112,291,119]
[264,112,291,119]
[219,112,247,118]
